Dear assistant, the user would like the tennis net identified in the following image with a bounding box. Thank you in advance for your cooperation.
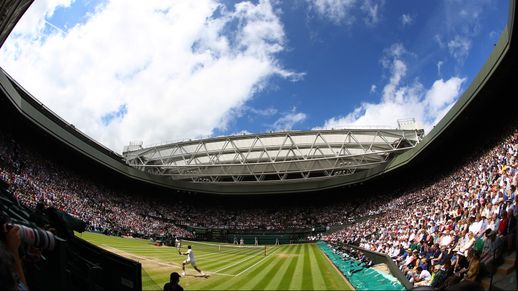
[179,240,267,256]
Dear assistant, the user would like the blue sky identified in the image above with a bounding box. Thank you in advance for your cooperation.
[0,0,508,152]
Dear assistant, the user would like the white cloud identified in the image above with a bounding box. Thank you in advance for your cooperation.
[11,0,73,35]
[317,44,465,134]
[423,77,464,119]
[273,67,306,81]
[306,0,383,27]
[370,84,376,93]
[1,0,302,152]
[272,108,306,131]
[401,14,413,26]
[361,0,382,26]
[435,0,493,64]
[249,107,278,117]
[447,35,471,62]
[229,129,252,136]
[308,0,356,25]
[381,43,406,68]
[437,61,444,76]
[434,34,445,48]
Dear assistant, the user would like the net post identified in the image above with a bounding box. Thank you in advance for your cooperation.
[264,246,267,256]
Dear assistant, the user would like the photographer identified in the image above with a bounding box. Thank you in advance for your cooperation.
[1,214,28,290]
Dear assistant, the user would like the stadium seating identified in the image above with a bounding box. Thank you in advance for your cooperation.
[323,128,518,289]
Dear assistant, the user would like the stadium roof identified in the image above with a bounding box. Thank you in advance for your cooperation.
[123,127,423,184]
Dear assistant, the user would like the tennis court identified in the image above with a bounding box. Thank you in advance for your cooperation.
[80,232,353,290]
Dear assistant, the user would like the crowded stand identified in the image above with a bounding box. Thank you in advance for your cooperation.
[1,113,517,289]
[323,129,518,287]
[1,126,517,241]
[0,130,191,239]
[0,128,376,238]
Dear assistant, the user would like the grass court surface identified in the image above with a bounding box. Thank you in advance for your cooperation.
[80,232,352,290]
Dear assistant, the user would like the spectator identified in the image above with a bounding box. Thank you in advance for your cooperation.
[431,260,453,289]
[480,229,504,273]
[163,272,183,291]
[412,266,432,286]
[497,210,509,236]
[464,249,481,281]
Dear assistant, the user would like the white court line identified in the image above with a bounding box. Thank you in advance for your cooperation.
[215,252,263,273]
[101,245,235,277]
[195,251,227,259]
[107,246,241,260]
[193,247,263,259]
[101,245,180,267]
[103,247,176,251]
[234,246,283,277]
[195,249,259,259]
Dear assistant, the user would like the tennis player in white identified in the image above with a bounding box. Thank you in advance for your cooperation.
[180,245,205,276]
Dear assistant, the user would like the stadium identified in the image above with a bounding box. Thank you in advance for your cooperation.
[0,1,517,290]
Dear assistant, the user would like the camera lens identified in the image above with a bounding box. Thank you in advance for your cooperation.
[17,225,56,251]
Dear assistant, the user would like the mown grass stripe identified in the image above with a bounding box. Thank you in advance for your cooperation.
[214,253,262,273]
[288,244,307,290]
[142,269,170,290]
[81,232,352,290]
[234,246,284,277]
[276,244,302,290]
[262,244,297,290]
[197,254,248,270]
[205,257,264,275]
[242,255,286,290]
[192,249,282,290]
[209,255,266,276]
[120,247,256,274]
[318,245,354,290]
[306,244,327,290]
[142,268,161,290]
[201,252,263,268]
[188,272,231,290]
[312,244,336,290]
[191,251,276,290]
[249,245,295,290]
[300,244,314,290]
[195,249,261,260]
[221,247,285,290]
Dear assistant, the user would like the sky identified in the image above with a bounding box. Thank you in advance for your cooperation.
[0,0,508,152]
